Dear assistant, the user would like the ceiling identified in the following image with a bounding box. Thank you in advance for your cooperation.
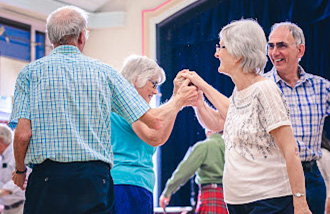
[52,0,111,12]
[0,0,125,29]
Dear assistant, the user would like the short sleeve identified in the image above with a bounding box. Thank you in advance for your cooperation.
[9,65,31,128]
[109,69,150,124]
[258,81,291,133]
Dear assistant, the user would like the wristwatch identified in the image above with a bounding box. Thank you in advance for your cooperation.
[15,167,27,174]
[293,192,305,197]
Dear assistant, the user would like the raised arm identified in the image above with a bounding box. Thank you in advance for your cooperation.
[270,125,311,213]
[134,79,198,146]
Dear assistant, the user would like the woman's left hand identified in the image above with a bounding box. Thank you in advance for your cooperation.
[181,71,207,90]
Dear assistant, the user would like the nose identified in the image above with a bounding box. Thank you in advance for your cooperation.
[153,87,158,94]
[214,50,219,58]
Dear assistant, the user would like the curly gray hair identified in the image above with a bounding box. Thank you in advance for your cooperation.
[121,55,166,88]
[0,124,13,145]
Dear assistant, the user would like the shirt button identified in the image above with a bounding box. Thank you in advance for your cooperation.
[45,177,49,182]
[103,179,106,184]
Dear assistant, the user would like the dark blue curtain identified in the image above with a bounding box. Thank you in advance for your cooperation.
[157,0,330,206]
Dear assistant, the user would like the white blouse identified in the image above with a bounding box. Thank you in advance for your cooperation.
[223,80,292,204]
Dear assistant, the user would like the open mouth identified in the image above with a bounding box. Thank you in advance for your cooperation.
[274,59,284,62]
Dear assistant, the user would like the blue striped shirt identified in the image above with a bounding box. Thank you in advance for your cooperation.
[9,45,150,167]
[264,66,330,161]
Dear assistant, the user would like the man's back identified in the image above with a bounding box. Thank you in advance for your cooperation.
[11,45,149,166]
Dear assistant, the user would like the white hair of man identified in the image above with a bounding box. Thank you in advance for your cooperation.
[219,19,268,74]
[47,6,89,45]
[0,124,13,145]
[270,21,305,45]
[121,55,166,88]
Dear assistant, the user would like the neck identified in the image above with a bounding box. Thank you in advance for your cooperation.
[232,69,264,91]
[277,67,300,88]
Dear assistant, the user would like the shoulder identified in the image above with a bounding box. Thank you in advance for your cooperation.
[307,73,330,87]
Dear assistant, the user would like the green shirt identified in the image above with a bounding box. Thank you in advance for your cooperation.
[162,133,225,197]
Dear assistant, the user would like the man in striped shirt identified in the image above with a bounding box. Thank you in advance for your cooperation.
[265,21,330,214]
[9,6,197,214]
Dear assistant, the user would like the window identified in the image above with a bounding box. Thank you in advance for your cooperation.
[0,17,45,61]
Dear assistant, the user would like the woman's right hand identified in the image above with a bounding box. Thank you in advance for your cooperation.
[159,195,171,212]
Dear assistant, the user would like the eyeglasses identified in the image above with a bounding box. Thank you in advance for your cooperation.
[149,79,159,89]
[267,42,297,50]
[215,44,226,52]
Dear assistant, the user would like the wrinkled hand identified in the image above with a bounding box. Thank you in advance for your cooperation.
[181,71,206,89]
[175,79,198,107]
[12,171,27,190]
[192,89,204,107]
[293,199,312,214]
[326,197,330,214]
[159,195,171,212]
[173,69,190,96]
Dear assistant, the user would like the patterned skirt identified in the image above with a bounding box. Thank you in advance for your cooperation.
[196,184,228,214]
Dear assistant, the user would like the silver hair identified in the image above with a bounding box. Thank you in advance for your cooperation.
[219,19,268,74]
[0,124,13,145]
[270,22,305,45]
[120,55,166,88]
[46,6,89,45]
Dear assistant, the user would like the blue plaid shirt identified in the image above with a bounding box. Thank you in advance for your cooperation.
[264,66,330,161]
[9,45,150,167]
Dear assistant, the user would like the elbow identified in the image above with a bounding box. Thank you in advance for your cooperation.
[146,136,165,147]
[15,129,32,146]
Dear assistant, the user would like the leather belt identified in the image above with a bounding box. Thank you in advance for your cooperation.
[4,200,24,210]
[301,160,316,172]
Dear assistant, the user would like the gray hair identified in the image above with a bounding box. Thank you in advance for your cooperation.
[0,124,13,145]
[270,22,305,45]
[219,19,268,74]
[47,6,89,45]
[121,55,166,88]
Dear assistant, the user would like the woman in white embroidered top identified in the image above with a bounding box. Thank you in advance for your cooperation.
[180,19,310,213]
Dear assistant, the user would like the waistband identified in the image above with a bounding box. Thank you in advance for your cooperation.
[301,160,317,172]
[4,200,24,210]
[200,183,222,188]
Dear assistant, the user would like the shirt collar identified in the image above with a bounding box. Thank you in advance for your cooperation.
[50,45,82,55]
[270,65,312,87]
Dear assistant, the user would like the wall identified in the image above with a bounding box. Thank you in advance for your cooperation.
[0,0,167,97]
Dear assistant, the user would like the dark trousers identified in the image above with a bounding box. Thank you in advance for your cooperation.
[302,160,326,214]
[111,184,153,214]
[227,196,293,214]
[24,159,114,214]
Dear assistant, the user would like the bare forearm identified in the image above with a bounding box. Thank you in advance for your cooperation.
[199,82,229,119]
[13,119,32,170]
[284,149,307,206]
[194,101,224,131]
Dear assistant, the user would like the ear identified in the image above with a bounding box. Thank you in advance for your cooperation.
[78,30,85,45]
[297,44,305,58]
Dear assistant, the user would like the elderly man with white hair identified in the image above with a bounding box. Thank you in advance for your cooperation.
[0,124,25,214]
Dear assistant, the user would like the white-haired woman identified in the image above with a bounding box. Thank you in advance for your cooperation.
[110,55,198,214]
[181,19,311,213]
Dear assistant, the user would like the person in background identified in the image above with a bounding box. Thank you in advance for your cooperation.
[159,129,227,214]
[181,19,310,213]
[265,21,330,214]
[317,131,330,213]
[110,55,198,214]
[0,124,25,214]
[10,6,177,214]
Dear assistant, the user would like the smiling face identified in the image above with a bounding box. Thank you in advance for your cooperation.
[268,26,305,76]
[135,79,158,104]
[214,40,238,76]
